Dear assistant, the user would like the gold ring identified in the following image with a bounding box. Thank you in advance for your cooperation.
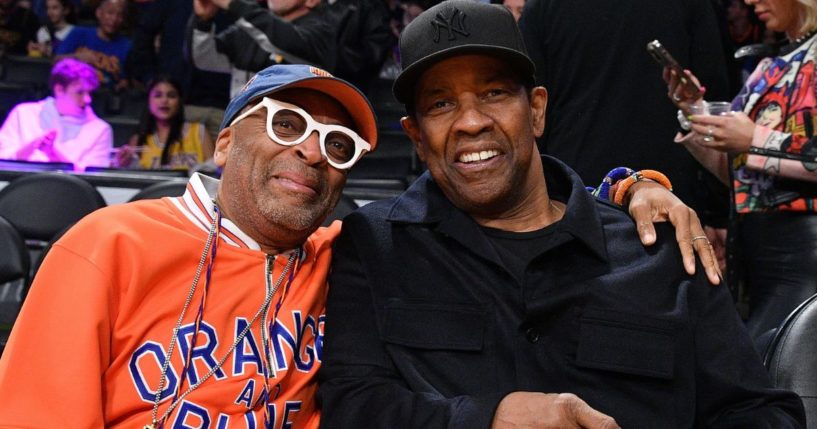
[692,235,709,242]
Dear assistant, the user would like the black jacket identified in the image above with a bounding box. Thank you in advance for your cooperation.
[319,156,804,428]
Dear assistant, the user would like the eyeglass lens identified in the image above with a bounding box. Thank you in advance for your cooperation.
[271,109,356,164]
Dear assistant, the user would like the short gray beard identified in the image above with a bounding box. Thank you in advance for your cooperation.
[262,198,327,232]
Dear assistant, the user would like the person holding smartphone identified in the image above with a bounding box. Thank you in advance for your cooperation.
[666,0,817,351]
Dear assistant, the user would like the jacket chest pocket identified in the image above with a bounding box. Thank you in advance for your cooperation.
[382,300,486,350]
[575,309,677,380]
[381,300,494,396]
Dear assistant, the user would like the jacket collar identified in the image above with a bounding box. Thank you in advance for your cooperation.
[170,173,305,261]
[386,155,609,262]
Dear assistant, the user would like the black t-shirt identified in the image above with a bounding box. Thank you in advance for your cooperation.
[481,220,561,283]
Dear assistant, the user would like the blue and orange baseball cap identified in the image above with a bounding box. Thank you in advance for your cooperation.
[220,64,378,150]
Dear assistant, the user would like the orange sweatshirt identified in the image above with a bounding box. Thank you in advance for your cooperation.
[0,174,338,428]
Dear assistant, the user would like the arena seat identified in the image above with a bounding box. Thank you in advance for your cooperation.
[0,82,41,123]
[764,292,817,424]
[0,215,30,355]
[0,172,105,245]
[105,116,140,148]
[92,87,147,119]
[1,55,52,89]
[0,216,28,287]
[127,180,188,201]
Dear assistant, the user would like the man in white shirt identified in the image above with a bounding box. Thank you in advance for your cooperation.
[0,58,113,171]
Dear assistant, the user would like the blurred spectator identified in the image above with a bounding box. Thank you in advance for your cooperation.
[380,0,426,79]
[520,0,730,222]
[189,0,337,97]
[328,0,393,93]
[0,58,112,170]
[55,0,131,89]
[115,76,213,170]
[28,0,79,24]
[183,68,230,143]
[27,0,76,57]
[129,0,192,86]
[711,0,768,97]
[0,0,39,54]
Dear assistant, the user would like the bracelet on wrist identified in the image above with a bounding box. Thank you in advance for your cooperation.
[613,169,673,206]
[589,167,635,201]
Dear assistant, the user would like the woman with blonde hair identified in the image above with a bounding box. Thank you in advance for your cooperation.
[667,0,817,350]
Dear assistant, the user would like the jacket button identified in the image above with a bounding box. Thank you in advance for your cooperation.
[525,327,540,343]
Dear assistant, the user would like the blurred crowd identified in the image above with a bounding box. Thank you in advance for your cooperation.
[0,0,782,146]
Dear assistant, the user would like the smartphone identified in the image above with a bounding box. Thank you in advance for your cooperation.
[647,40,703,99]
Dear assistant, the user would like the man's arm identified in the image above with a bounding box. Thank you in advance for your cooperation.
[188,0,235,74]
[0,241,113,426]
[591,168,721,284]
[690,270,805,427]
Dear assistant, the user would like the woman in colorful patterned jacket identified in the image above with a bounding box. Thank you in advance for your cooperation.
[667,0,817,350]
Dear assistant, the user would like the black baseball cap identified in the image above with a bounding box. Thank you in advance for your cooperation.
[392,0,535,105]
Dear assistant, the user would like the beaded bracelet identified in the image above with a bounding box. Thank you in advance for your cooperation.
[612,169,674,206]
[588,167,636,201]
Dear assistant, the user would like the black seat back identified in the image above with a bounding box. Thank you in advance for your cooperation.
[0,216,28,285]
[765,292,817,424]
[127,180,188,202]
[0,215,30,355]
[0,173,106,243]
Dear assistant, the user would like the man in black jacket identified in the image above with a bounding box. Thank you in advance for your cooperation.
[317,1,805,427]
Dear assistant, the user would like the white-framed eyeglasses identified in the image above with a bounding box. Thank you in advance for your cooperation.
[229,97,371,170]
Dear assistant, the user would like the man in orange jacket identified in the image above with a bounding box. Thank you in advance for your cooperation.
[0,64,378,428]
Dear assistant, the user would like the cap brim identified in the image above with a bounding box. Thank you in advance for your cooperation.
[393,46,535,105]
[252,76,379,151]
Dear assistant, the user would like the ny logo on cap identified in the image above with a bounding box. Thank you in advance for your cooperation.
[431,8,469,43]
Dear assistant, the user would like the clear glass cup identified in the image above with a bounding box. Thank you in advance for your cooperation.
[705,101,733,116]
[689,101,734,116]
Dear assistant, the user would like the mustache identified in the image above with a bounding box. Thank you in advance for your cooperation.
[266,160,327,194]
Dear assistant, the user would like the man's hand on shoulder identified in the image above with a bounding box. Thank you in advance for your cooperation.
[492,392,619,429]
[626,181,722,285]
